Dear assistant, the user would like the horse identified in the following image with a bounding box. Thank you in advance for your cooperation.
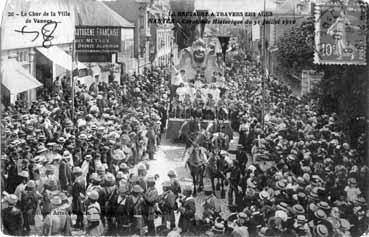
[186,145,207,196]
[206,150,231,198]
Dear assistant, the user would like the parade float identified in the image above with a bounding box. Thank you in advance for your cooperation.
[166,36,233,140]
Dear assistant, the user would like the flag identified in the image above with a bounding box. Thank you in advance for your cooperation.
[218,36,230,61]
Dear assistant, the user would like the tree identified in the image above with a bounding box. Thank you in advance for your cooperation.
[276,17,318,78]
[276,16,368,146]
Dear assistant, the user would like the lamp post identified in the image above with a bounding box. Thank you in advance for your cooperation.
[261,0,266,130]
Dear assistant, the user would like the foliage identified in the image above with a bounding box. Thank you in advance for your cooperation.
[276,17,368,145]
[276,17,318,77]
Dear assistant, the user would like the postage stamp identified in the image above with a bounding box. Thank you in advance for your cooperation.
[314,3,367,65]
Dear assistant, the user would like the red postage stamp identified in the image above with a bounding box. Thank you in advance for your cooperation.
[314,3,367,65]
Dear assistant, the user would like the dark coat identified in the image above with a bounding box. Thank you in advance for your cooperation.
[59,161,72,191]
[143,186,159,221]
[72,177,85,214]
[178,197,196,233]
[114,194,134,227]
[19,191,39,226]
[2,206,24,235]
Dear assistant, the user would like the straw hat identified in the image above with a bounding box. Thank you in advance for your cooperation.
[132,185,144,193]
[6,194,18,205]
[72,167,82,174]
[313,224,329,237]
[87,190,99,200]
[50,195,62,206]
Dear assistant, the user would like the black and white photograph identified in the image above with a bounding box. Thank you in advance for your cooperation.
[0,0,368,236]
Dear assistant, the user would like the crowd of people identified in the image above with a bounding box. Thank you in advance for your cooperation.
[1,66,173,236]
[1,47,369,237]
[210,56,369,237]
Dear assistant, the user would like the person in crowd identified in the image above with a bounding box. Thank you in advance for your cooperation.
[86,190,104,236]
[42,195,72,235]
[114,184,133,235]
[19,180,41,234]
[143,175,160,235]
[159,180,177,230]
[2,194,24,236]
[71,166,85,230]
[130,184,146,235]
[178,185,196,234]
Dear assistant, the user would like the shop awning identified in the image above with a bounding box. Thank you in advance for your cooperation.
[37,46,73,70]
[37,46,87,70]
[1,59,43,94]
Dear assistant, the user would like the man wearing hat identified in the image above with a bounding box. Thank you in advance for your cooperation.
[168,169,181,197]
[59,151,72,192]
[112,184,133,235]
[42,195,72,235]
[2,194,24,235]
[86,190,104,236]
[19,180,41,234]
[178,185,196,234]
[143,175,160,235]
[129,184,146,235]
[14,170,29,200]
[159,181,177,230]
[102,173,117,234]
[137,164,148,192]
[71,166,85,229]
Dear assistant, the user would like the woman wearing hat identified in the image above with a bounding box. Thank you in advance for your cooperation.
[2,194,24,236]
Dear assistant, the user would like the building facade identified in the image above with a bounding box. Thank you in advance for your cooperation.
[148,0,177,67]
[1,0,134,106]
[103,0,152,73]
